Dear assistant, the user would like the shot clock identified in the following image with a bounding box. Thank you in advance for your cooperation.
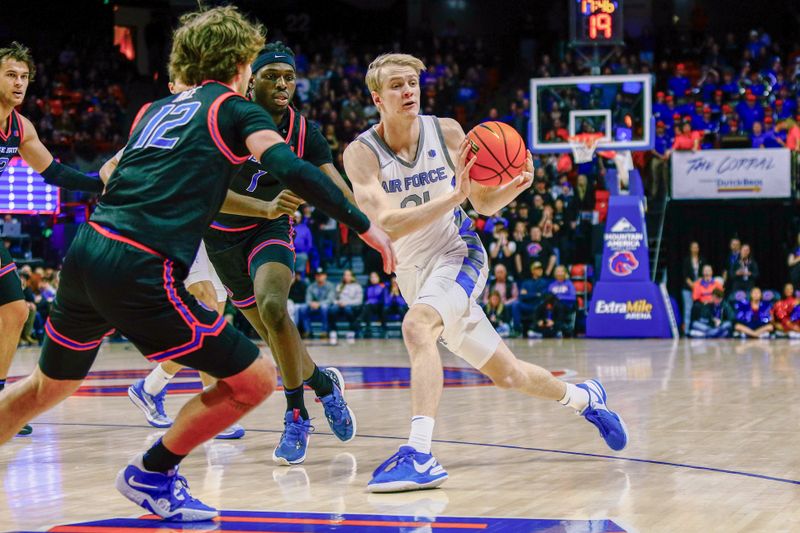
[570,0,624,46]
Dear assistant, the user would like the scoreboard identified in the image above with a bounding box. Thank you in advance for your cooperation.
[570,0,624,46]
[0,157,61,215]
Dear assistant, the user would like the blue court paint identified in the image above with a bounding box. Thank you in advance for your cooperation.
[29,509,627,532]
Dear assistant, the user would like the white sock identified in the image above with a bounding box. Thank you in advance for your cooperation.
[559,383,590,413]
[407,416,435,454]
[143,365,176,396]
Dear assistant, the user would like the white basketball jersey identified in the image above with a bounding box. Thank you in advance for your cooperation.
[356,115,471,268]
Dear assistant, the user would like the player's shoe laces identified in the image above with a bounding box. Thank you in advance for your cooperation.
[367,446,448,493]
[214,423,245,440]
[16,424,32,436]
[128,379,173,429]
[577,379,628,451]
[115,454,217,522]
[318,367,356,442]
[272,409,313,465]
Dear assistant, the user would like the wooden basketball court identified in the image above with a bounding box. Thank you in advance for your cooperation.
[1,338,798,532]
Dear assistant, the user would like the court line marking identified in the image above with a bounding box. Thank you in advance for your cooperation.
[28,422,800,487]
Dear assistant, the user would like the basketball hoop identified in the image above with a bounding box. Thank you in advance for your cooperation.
[568,133,604,164]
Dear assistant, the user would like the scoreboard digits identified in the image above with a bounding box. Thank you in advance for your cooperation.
[570,0,624,46]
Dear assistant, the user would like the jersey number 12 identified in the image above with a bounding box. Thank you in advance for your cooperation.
[132,102,202,150]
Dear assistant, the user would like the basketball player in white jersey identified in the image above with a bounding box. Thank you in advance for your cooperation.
[344,53,628,492]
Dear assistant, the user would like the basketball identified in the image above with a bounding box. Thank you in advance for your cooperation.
[466,121,526,186]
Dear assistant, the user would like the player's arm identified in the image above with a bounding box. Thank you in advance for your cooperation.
[319,163,355,204]
[439,118,534,216]
[17,115,103,193]
[342,140,473,242]
[99,148,124,184]
[219,189,303,219]
[304,121,357,205]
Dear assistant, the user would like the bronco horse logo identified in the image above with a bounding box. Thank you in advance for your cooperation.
[609,251,639,276]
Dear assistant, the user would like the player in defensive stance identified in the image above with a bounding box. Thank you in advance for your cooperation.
[0,7,394,521]
[0,42,105,436]
[343,53,628,493]
[204,42,357,464]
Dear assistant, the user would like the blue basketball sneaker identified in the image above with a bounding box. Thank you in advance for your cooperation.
[367,446,448,493]
[318,367,356,442]
[214,423,245,440]
[577,379,628,451]
[16,424,32,436]
[272,409,313,465]
[128,379,172,429]
[115,453,217,521]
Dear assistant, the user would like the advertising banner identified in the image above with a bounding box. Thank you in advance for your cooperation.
[671,149,791,200]
[599,196,650,282]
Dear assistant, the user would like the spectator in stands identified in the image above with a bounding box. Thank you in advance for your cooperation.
[532,294,567,339]
[689,288,735,338]
[517,225,556,278]
[691,264,723,323]
[358,271,387,338]
[483,290,511,338]
[299,268,335,338]
[786,232,800,288]
[648,120,671,200]
[287,271,307,326]
[771,283,800,338]
[722,237,742,287]
[384,275,408,321]
[488,225,516,273]
[729,243,759,293]
[509,221,528,279]
[682,241,705,329]
[330,269,363,338]
[293,210,313,278]
[734,286,774,338]
[672,118,701,152]
[574,174,595,213]
[17,272,37,346]
[548,265,577,309]
[776,119,800,151]
[483,264,518,306]
[512,261,550,336]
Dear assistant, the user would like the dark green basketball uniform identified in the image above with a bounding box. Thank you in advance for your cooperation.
[205,106,332,309]
[40,81,278,380]
[0,110,25,306]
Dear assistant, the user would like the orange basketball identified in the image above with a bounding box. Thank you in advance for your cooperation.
[466,121,526,186]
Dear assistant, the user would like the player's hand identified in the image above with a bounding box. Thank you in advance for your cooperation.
[454,138,476,203]
[359,224,397,274]
[265,190,304,219]
[509,150,534,190]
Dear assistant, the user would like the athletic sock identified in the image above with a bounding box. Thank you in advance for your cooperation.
[142,438,186,474]
[143,365,176,396]
[304,365,333,397]
[407,415,435,454]
[559,383,590,413]
[284,385,309,420]
[0,379,6,392]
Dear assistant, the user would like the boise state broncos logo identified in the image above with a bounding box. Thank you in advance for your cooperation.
[526,242,543,257]
[609,251,639,277]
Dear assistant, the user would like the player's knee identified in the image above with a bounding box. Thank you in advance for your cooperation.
[0,300,28,333]
[230,358,277,405]
[488,361,522,390]
[257,293,289,327]
[402,314,436,349]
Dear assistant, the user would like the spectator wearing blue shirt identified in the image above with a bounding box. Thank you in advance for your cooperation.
[548,265,577,310]
[292,211,314,278]
[761,117,784,147]
[511,261,550,335]
[734,287,774,338]
[668,63,691,97]
[719,69,739,96]
[649,121,671,200]
[358,271,387,337]
[737,93,764,130]
[384,275,408,320]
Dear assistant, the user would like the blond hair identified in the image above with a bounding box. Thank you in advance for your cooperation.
[169,6,265,87]
[365,53,425,93]
[0,42,36,81]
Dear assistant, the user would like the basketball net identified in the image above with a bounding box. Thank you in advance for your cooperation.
[568,133,605,164]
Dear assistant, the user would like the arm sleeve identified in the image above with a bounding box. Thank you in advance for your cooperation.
[260,142,370,233]
[303,121,334,167]
[40,161,104,193]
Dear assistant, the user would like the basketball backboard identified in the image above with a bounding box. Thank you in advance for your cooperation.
[529,74,653,154]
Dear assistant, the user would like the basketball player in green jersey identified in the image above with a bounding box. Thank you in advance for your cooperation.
[0,7,394,521]
[0,42,105,436]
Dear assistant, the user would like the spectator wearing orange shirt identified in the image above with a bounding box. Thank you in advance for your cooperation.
[672,118,701,152]
[776,119,800,151]
[692,265,723,304]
